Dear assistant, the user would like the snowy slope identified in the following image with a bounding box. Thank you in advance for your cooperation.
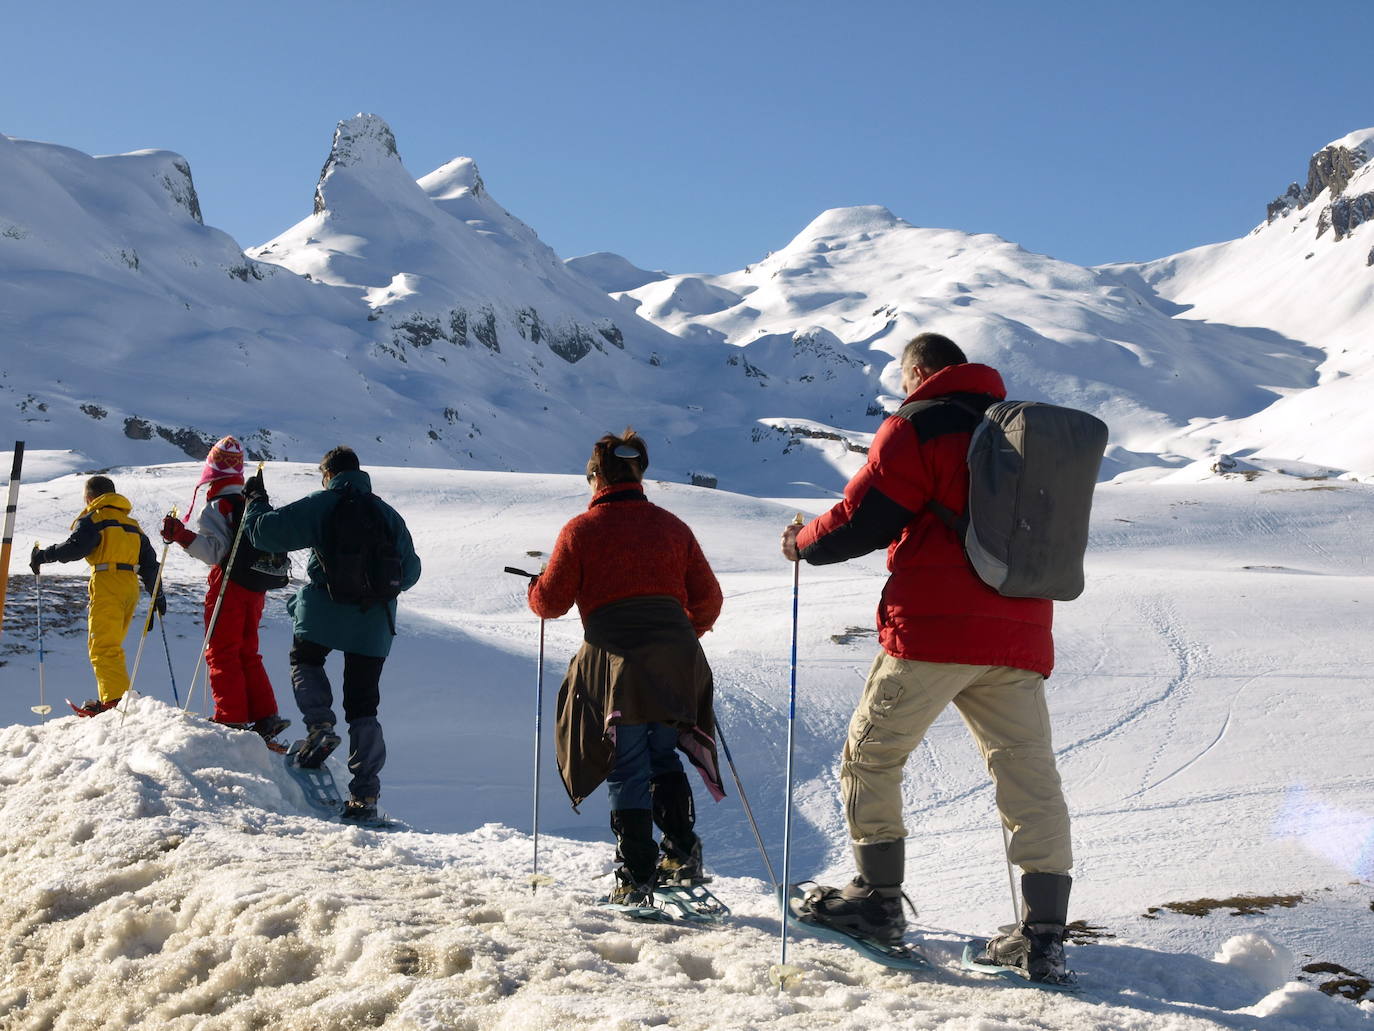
[9,116,1371,499]
[610,205,1326,479]
[1104,128,1374,474]
[2,455,1372,1028]
[0,118,887,494]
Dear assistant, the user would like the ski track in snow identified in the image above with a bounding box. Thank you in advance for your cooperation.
[1130,669,1272,800]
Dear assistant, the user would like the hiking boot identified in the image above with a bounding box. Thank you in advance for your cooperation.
[975,872,1074,983]
[795,880,907,946]
[607,869,656,907]
[252,714,291,742]
[651,771,706,884]
[341,796,379,823]
[793,839,908,946]
[656,846,707,885]
[212,717,253,731]
[610,809,659,904]
[975,922,1072,983]
[295,723,341,768]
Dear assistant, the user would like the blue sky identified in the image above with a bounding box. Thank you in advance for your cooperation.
[5,1,1371,273]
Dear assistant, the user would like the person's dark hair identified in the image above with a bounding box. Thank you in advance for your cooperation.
[320,446,361,478]
[85,475,116,499]
[586,428,648,486]
[902,332,966,373]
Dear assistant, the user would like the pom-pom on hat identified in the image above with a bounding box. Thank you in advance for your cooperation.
[188,435,246,514]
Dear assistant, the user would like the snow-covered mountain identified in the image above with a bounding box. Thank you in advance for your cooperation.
[601,130,1374,480]
[1104,129,1374,474]
[3,117,1372,491]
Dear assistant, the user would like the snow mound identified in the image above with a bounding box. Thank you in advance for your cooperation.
[564,251,668,293]
[1214,932,1295,991]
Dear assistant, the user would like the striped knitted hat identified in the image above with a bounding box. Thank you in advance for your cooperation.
[188,435,245,514]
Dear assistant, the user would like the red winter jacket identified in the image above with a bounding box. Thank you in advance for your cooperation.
[797,363,1054,676]
[529,482,723,635]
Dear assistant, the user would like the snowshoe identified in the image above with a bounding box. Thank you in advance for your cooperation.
[284,740,344,815]
[963,923,1079,992]
[652,883,729,924]
[598,885,671,922]
[782,883,930,971]
[339,796,402,830]
[215,717,288,753]
[598,870,671,922]
[67,697,115,717]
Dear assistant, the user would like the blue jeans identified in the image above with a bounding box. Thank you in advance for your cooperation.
[606,722,683,811]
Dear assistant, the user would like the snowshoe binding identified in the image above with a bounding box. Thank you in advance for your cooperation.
[294,723,341,768]
[339,796,402,830]
[783,883,929,971]
[963,923,1079,991]
[598,869,671,923]
[68,697,116,717]
[253,714,291,752]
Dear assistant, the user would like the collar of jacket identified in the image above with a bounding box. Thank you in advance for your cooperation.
[903,362,1007,404]
[207,480,245,500]
[324,469,373,494]
[78,492,131,518]
[589,482,647,508]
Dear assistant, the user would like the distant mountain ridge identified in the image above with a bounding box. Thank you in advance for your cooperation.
[2,116,1371,488]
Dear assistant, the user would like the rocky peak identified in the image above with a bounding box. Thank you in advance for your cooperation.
[313,114,402,214]
[1266,136,1371,223]
[1306,143,1367,200]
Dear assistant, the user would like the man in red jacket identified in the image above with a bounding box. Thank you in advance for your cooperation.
[781,333,1074,985]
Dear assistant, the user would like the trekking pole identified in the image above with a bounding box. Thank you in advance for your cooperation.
[716,719,776,887]
[186,463,261,714]
[123,505,178,721]
[31,555,51,716]
[779,512,804,971]
[0,441,24,642]
[505,565,552,892]
[159,617,180,706]
[1001,823,1020,927]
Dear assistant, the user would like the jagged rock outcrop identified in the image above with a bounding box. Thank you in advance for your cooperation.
[1306,144,1365,200]
[1265,138,1372,244]
[162,158,203,225]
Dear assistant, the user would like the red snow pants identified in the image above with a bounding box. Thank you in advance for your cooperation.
[204,567,279,724]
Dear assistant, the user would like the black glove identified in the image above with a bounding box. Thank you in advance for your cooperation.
[155,590,168,617]
[29,545,43,575]
[243,472,268,505]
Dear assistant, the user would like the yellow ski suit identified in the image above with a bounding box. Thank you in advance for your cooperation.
[35,493,158,703]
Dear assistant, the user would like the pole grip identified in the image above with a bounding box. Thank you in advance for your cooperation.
[504,566,537,579]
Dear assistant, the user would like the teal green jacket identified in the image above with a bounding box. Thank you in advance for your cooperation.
[244,469,422,658]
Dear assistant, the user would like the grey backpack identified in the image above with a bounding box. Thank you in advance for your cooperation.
[929,400,1108,601]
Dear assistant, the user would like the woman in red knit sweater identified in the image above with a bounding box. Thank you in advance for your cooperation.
[529,428,725,905]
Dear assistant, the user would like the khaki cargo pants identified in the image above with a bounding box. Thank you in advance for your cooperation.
[841,652,1072,875]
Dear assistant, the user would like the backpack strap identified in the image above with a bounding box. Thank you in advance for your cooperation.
[922,393,997,536]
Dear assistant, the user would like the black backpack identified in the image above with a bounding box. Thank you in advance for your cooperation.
[319,487,404,611]
[221,494,291,592]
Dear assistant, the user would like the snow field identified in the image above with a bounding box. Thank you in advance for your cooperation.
[1,459,1373,1028]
